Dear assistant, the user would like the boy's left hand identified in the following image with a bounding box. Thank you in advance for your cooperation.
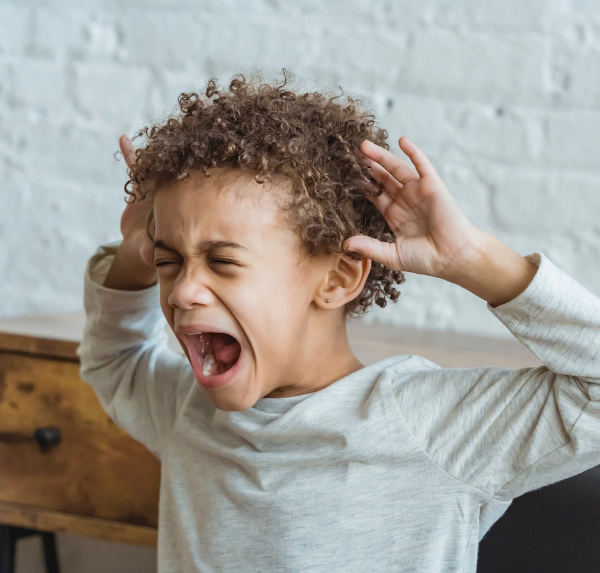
[344,137,538,307]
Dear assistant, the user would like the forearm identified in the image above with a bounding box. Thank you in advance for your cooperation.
[78,243,182,455]
[449,231,538,307]
[489,251,600,383]
[103,242,157,291]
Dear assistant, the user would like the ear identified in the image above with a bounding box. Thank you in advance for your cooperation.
[314,254,372,310]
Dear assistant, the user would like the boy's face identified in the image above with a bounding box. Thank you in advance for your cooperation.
[153,169,347,411]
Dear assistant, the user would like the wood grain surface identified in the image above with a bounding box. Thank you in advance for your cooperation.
[0,332,79,361]
[0,500,157,547]
[0,351,160,528]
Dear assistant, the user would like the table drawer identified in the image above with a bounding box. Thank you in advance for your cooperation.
[0,351,160,527]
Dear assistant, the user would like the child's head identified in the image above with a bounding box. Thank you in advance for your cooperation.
[127,73,405,410]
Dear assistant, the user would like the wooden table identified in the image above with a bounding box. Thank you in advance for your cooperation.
[0,313,161,552]
[0,312,543,571]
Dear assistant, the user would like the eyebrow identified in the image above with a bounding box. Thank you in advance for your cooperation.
[153,239,249,253]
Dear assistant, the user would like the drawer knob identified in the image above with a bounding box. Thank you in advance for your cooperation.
[33,426,61,453]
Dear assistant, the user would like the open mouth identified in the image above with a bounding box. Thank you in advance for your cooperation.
[180,331,243,388]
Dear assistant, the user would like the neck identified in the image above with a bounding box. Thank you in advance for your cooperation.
[264,316,364,398]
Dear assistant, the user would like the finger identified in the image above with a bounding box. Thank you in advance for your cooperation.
[362,186,395,214]
[343,235,402,271]
[119,135,136,167]
[361,140,418,185]
[366,159,404,198]
[398,136,437,179]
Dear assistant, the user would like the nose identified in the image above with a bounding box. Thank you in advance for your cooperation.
[167,265,216,310]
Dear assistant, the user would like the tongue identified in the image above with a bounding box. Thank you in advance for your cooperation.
[211,333,241,364]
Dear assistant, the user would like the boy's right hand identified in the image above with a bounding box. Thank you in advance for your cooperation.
[102,135,158,291]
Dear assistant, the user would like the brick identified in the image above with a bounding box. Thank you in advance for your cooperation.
[450,106,543,165]
[13,119,128,185]
[71,61,155,125]
[367,94,457,163]
[484,166,600,237]
[306,26,408,90]
[0,175,123,317]
[0,4,31,57]
[437,163,493,231]
[557,47,600,109]
[2,58,74,119]
[29,6,88,60]
[398,29,549,106]
[540,111,600,170]
[435,0,571,33]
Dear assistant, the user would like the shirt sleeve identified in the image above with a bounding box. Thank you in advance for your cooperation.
[390,252,600,503]
[76,242,196,457]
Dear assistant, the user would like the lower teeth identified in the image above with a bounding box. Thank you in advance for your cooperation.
[202,354,215,377]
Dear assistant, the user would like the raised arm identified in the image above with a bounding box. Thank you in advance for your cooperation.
[344,137,600,520]
[103,135,158,292]
[77,136,196,456]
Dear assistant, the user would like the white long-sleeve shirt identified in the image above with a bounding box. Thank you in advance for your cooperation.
[78,242,600,573]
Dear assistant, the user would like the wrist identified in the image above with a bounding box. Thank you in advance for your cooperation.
[449,231,538,307]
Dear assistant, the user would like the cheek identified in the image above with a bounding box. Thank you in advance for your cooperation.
[242,261,308,311]
[234,267,311,348]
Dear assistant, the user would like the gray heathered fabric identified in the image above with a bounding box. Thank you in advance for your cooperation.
[77,242,600,573]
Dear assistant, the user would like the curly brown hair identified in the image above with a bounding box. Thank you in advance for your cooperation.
[126,72,405,317]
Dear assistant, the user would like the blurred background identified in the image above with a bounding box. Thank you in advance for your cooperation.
[2,0,600,570]
[3,0,600,339]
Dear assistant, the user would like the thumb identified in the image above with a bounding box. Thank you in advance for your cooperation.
[344,235,402,270]
[139,241,156,269]
[119,135,136,167]
[129,229,156,269]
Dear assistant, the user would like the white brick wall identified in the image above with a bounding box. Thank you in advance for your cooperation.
[3,0,600,339]
[3,1,600,570]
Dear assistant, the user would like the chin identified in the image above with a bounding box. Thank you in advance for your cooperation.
[204,388,258,412]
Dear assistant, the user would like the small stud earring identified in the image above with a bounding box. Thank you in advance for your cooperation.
[325,299,330,303]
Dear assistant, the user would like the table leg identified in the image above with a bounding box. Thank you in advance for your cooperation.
[0,525,60,573]
[41,532,59,573]
[0,525,16,573]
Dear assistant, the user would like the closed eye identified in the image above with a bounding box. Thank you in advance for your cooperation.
[155,261,179,267]
[155,259,236,267]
